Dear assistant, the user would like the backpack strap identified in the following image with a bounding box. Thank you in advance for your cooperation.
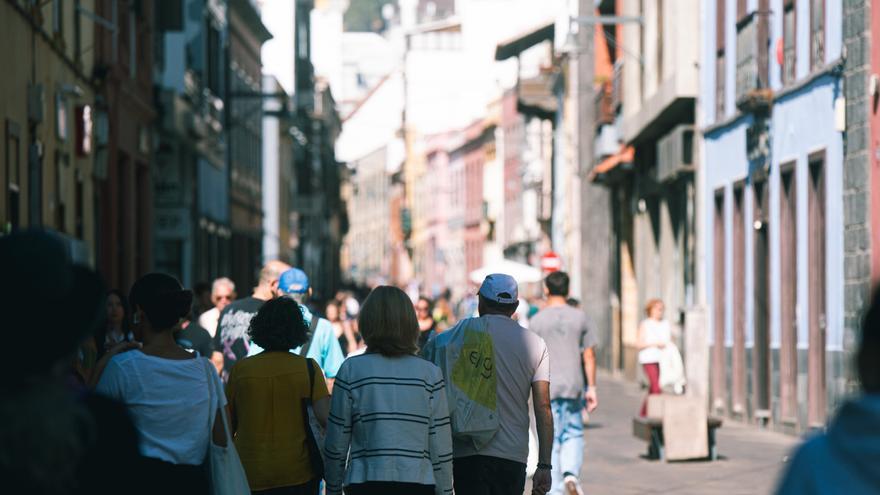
[301,314,320,359]
[305,357,316,400]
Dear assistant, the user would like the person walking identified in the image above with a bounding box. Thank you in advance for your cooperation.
[247,268,345,390]
[199,277,237,338]
[326,300,358,356]
[0,230,144,494]
[426,274,553,495]
[212,260,291,378]
[637,299,672,417]
[416,296,437,349]
[776,287,880,494]
[324,286,453,495]
[530,272,598,495]
[96,273,229,493]
[226,297,330,494]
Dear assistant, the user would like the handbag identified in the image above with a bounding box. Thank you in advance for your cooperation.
[203,358,251,494]
[302,358,326,478]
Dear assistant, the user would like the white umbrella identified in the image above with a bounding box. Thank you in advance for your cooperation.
[469,258,544,285]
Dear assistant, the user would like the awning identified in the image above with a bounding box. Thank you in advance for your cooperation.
[469,259,544,284]
[589,145,634,181]
[495,23,555,61]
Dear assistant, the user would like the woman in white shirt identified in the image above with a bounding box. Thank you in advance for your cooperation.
[637,299,672,417]
[324,286,454,495]
[97,273,227,494]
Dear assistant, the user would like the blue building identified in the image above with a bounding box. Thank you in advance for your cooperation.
[700,0,850,432]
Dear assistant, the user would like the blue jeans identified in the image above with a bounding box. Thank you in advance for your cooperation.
[550,398,584,495]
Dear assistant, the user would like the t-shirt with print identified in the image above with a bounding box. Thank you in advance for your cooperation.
[225,352,329,491]
[530,305,599,400]
[177,322,214,358]
[452,314,550,465]
[213,296,266,377]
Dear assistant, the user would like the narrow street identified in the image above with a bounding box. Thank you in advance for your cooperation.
[563,373,799,495]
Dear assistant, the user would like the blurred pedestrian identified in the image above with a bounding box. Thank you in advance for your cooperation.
[416,296,437,349]
[326,300,358,356]
[324,286,453,495]
[227,297,330,494]
[0,230,143,494]
[637,299,671,417]
[776,287,880,494]
[247,268,345,391]
[425,274,553,495]
[96,273,229,494]
[530,272,598,495]
[98,289,135,353]
[212,260,291,378]
[176,316,214,359]
[433,292,455,331]
[193,281,212,317]
[199,277,237,338]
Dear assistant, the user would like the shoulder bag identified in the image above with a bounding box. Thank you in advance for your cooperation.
[203,358,251,494]
[302,358,326,478]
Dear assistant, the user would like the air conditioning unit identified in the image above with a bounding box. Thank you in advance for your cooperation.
[656,125,695,183]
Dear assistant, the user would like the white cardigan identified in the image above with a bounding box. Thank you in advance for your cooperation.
[324,353,454,494]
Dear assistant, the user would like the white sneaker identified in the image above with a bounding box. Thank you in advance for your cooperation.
[564,474,585,495]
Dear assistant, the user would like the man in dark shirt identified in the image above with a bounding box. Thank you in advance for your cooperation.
[211,260,290,378]
[176,320,214,358]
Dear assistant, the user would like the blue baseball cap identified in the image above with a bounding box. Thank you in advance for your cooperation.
[478,273,518,304]
[279,268,310,294]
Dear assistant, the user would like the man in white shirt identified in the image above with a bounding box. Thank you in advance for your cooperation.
[444,274,554,495]
[198,277,236,338]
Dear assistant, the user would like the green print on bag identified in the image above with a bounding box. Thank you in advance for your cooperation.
[450,328,497,410]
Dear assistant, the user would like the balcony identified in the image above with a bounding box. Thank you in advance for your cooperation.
[735,12,772,114]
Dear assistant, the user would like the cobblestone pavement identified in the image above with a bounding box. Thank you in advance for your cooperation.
[528,372,801,495]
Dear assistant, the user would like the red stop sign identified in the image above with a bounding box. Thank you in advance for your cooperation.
[540,252,562,273]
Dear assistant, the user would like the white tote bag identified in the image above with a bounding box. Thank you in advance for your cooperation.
[203,359,251,495]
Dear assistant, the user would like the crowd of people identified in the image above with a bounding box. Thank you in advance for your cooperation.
[2,228,879,494]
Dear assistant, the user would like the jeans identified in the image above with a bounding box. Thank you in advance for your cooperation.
[550,398,585,495]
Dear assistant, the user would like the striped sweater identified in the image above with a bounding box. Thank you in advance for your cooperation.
[324,353,454,495]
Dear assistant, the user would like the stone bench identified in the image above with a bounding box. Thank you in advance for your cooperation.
[632,415,723,461]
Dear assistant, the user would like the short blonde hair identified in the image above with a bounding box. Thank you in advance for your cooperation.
[645,298,664,316]
[359,286,419,357]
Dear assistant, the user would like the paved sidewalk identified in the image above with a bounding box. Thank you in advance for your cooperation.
[530,372,801,495]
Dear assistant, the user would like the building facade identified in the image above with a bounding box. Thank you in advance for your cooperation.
[153,0,231,288]
[701,0,852,432]
[261,75,297,265]
[1,0,100,264]
[227,0,271,291]
[93,0,156,291]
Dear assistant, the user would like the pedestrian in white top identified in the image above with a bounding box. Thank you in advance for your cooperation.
[324,286,454,495]
[197,277,236,338]
[637,299,672,417]
[96,273,228,494]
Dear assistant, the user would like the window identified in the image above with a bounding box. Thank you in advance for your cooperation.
[810,0,825,70]
[715,0,726,119]
[206,21,222,95]
[752,179,770,414]
[5,120,21,231]
[782,1,796,85]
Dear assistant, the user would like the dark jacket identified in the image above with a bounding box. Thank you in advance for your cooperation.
[776,395,880,495]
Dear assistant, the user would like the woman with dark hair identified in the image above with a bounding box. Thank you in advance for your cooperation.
[99,290,134,353]
[96,273,228,493]
[415,296,437,350]
[326,300,358,356]
[324,286,453,495]
[225,296,330,494]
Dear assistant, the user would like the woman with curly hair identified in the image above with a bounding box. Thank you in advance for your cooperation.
[226,296,330,494]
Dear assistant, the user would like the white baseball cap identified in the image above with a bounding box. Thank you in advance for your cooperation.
[478,273,519,304]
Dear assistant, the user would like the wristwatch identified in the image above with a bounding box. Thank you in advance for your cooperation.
[537,462,552,470]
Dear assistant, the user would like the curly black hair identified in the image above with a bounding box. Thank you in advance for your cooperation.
[248,297,310,352]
